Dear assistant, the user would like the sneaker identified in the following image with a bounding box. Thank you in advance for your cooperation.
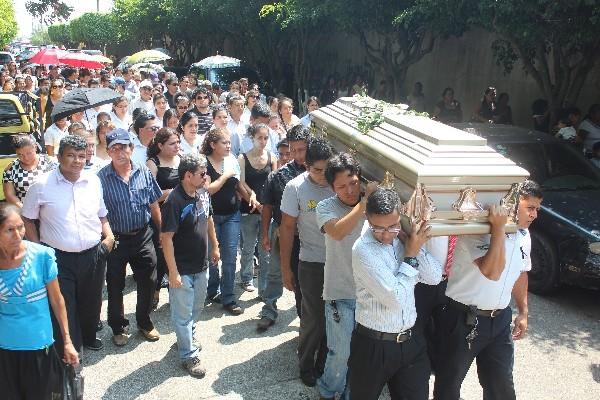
[223,302,244,315]
[139,327,160,341]
[112,333,130,347]
[241,282,256,292]
[256,316,275,333]
[83,337,104,351]
[182,356,206,378]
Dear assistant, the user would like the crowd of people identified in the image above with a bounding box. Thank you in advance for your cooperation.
[0,58,567,400]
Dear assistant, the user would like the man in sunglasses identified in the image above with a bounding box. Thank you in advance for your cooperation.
[349,188,442,400]
[131,113,161,166]
[189,87,213,137]
[165,76,180,108]
[161,153,220,378]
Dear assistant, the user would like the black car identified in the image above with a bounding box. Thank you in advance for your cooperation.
[454,123,600,294]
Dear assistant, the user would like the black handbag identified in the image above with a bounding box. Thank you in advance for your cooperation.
[62,363,84,400]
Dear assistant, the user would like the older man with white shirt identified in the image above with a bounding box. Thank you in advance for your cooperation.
[22,135,115,355]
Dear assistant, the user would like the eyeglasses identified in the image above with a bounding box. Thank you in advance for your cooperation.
[196,96,209,100]
[146,126,160,132]
[249,95,260,99]
[177,105,188,109]
[369,224,402,234]
[52,85,63,88]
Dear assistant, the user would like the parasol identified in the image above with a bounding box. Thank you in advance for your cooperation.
[51,88,121,121]
[126,49,171,64]
[191,54,241,69]
[29,48,68,65]
[58,52,104,69]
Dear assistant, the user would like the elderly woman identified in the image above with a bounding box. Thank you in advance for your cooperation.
[0,204,78,399]
[3,135,56,207]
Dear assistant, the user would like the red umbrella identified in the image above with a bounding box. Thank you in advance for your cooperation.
[58,52,104,69]
[29,47,67,65]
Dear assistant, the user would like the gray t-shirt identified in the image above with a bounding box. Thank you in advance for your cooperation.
[280,172,334,263]
[316,196,365,300]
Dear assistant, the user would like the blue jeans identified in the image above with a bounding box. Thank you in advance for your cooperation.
[207,211,241,306]
[318,299,356,399]
[169,269,208,361]
[259,221,282,321]
[239,213,270,293]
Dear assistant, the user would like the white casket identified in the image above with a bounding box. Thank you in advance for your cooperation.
[310,97,529,236]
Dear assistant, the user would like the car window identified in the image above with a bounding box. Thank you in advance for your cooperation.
[492,142,548,183]
[542,143,600,190]
[0,99,23,128]
[0,54,13,64]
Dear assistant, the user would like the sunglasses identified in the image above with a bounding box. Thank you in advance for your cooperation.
[196,96,209,100]
[194,171,207,177]
[52,85,63,88]
[146,126,160,132]
[249,95,260,99]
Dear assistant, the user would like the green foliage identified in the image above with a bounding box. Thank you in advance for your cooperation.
[69,13,117,49]
[25,0,73,25]
[30,27,51,46]
[47,23,73,47]
[0,0,17,48]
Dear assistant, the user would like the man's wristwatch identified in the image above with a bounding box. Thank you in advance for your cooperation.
[403,256,419,269]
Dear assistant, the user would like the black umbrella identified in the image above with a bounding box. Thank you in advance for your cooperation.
[51,88,121,121]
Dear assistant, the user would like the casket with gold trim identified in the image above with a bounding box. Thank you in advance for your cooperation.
[310,97,529,235]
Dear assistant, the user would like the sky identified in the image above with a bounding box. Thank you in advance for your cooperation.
[14,0,115,39]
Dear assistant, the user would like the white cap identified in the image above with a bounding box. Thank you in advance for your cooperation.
[139,79,153,89]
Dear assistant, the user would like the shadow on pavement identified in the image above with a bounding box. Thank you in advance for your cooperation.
[218,306,300,346]
[524,287,600,355]
[100,349,186,400]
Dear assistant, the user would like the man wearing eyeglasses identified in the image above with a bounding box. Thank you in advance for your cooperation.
[161,153,220,378]
[190,87,213,137]
[349,188,442,400]
[131,114,161,166]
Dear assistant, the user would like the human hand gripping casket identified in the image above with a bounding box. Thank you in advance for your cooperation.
[310,96,529,236]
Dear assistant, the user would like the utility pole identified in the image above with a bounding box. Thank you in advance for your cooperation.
[97,0,100,12]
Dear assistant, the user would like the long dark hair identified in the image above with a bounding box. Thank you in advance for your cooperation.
[201,127,229,155]
[147,128,179,160]
[177,110,198,136]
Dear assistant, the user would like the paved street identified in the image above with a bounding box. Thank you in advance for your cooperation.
[84,270,600,400]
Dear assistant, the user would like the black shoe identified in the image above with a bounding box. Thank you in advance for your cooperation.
[96,321,103,332]
[256,316,275,332]
[300,370,316,387]
[223,302,244,315]
[205,293,221,305]
[84,338,104,351]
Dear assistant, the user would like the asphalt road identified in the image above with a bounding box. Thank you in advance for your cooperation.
[83,271,600,400]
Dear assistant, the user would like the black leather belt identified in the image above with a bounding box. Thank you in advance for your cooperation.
[114,224,148,237]
[448,297,507,318]
[356,323,412,343]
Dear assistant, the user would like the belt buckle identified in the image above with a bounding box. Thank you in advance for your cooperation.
[490,309,499,318]
[396,329,411,343]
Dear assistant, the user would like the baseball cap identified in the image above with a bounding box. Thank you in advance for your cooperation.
[106,128,132,149]
[139,79,153,89]
[112,77,126,85]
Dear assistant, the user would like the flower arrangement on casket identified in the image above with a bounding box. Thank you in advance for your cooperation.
[310,96,529,236]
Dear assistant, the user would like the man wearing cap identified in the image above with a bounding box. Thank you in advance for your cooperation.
[97,128,163,347]
[22,135,115,354]
[129,80,155,115]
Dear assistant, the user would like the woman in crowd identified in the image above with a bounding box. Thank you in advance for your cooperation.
[163,109,179,130]
[432,87,463,123]
[213,105,229,130]
[407,81,426,112]
[278,97,300,133]
[2,78,14,92]
[44,116,69,156]
[70,110,91,130]
[3,135,56,208]
[269,113,287,139]
[320,76,338,106]
[495,92,513,125]
[242,89,259,124]
[178,111,202,155]
[0,204,79,399]
[44,78,65,129]
[202,127,245,315]
[174,94,190,118]
[238,124,277,294]
[146,128,182,309]
[267,96,279,114]
[109,96,132,130]
[153,93,169,121]
[95,121,115,161]
[24,75,35,92]
[472,86,497,123]
[299,96,320,127]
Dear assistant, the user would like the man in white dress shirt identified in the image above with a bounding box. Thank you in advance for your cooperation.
[129,80,155,115]
[22,135,116,355]
[433,180,542,400]
[350,188,442,400]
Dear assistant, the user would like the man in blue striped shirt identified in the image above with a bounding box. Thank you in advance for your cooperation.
[97,128,163,347]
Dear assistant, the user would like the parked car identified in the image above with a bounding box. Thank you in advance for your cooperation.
[453,123,600,294]
[0,51,15,65]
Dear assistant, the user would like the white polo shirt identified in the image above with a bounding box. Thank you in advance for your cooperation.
[445,229,531,310]
[22,169,108,253]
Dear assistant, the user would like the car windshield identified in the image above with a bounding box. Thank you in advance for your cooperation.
[492,142,600,191]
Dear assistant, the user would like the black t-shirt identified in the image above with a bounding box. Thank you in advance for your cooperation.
[161,185,212,275]
[261,160,305,225]
[207,160,240,215]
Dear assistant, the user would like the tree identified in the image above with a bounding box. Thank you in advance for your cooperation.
[471,0,600,118]
[25,0,73,25]
[69,13,117,51]
[31,27,51,46]
[0,0,17,49]
[48,23,74,48]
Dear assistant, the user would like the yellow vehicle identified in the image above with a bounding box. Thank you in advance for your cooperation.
[0,91,43,200]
